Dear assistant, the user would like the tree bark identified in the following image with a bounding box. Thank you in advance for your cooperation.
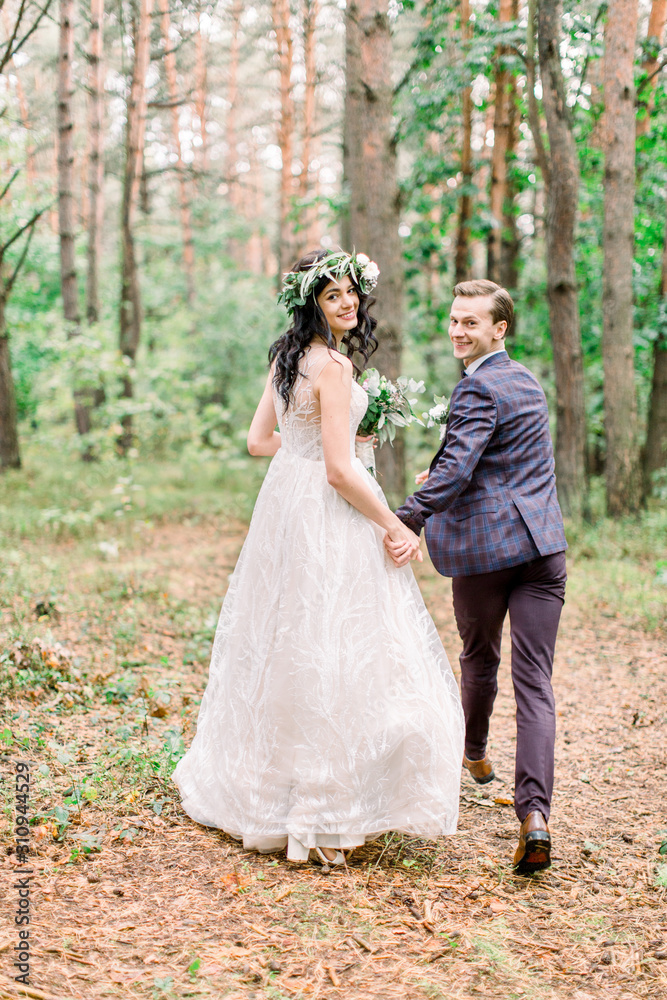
[344,0,405,502]
[488,0,517,285]
[454,0,473,284]
[342,0,363,253]
[86,0,104,324]
[500,2,520,294]
[526,0,550,187]
[602,0,642,516]
[58,0,96,443]
[636,0,667,136]
[119,0,153,454]
[271,0,296,275]
[0,296,21,470]
[643,201,667,493]
[159,0,195,303]
[0,192,46,471]
[225,0,243,260]
[194,6,208,176]
[299,0,318,247]
[537,0,587,520]
[58,0,80,331]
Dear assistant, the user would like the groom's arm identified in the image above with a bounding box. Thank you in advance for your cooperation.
[395,378,498,534]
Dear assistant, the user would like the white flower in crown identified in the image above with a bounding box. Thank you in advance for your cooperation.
[361,260,380,288]
[278,248,380,314]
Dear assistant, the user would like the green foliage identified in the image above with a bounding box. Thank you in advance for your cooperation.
[357,369,426,443]
[654,863,667,888]
[1,0,666,526]
[395,0,666,459]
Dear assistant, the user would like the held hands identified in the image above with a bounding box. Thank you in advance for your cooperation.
[384,521,423,568]
[415,468,429,486]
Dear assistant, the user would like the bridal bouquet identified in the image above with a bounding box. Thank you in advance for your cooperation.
[423,395,450,441]
[358,369,426,443]
[356,369,425,474]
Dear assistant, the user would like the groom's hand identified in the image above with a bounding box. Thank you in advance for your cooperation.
[384,527,423,567]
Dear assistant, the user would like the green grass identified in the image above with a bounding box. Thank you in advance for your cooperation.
[0,435,268,542]
[2,439,666,636]
[564,501,667,633]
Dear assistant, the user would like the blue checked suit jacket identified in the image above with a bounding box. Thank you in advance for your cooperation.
[395,351,567,577]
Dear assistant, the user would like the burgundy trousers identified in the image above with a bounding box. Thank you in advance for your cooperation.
[451,551,567,823]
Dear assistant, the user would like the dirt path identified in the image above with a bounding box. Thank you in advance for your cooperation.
[1,521,666,1000]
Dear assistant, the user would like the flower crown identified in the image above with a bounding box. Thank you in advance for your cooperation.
[277,249,380,316]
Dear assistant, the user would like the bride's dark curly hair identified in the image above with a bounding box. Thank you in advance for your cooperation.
[269,249,378,412]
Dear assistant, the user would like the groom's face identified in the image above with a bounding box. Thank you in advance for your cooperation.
[449,295,507,368]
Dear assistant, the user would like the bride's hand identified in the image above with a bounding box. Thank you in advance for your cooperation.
[415,468,429,486]
[384,522,422,567]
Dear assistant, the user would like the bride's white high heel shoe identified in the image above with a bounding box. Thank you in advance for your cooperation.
[286,835,346,866]
[311,845,346,866]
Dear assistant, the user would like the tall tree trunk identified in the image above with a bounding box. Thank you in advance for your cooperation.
[271,0,295,275]
[500,2,520,294]
[637,0,667,136]
[345,0,405,502]
[342,0,363,253]
[537,0,587,520]
[643,201,667,493]
[0,296,21,470]
[299,0,318,248]
[454,0,473,284]
[119,0,153,454]
[58,0,79,331]
[194,6,208,176]
[526,0,550,186]
[0,196,46,470]
[159,0,195,303]
[487,0,517,285]
[602,0,641,516]
[225,0,243,260]
[58,0,95,444]
[86,0,104,323]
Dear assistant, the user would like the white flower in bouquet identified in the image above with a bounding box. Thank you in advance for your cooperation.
[423,395,450,440]
[358,369,425,446]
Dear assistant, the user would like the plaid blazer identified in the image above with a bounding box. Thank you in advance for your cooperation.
[395,352,567,577]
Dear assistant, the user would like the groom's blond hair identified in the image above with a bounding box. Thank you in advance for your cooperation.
[453,279,514,333]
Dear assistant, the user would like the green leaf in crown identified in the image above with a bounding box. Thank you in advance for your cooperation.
[277,249,380,316]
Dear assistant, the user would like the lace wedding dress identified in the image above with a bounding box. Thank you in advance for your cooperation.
[173,346,464,858]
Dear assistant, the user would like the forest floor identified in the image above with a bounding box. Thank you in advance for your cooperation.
[1,517,666,1000]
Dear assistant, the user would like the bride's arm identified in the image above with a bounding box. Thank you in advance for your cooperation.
[317,356,422,562]
[247,370,281,457]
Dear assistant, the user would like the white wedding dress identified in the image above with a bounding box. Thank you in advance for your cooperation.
[173,346,464,857]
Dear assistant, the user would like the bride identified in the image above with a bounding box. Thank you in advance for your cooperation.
[173,248,464,866]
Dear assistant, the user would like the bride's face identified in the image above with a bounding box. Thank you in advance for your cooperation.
[316,275,359,340]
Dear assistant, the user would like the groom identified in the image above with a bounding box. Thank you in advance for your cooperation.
[387,279,567,874]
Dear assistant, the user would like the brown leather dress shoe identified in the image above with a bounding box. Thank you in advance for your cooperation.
[463,754,495,784]
[513,811,551,874]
